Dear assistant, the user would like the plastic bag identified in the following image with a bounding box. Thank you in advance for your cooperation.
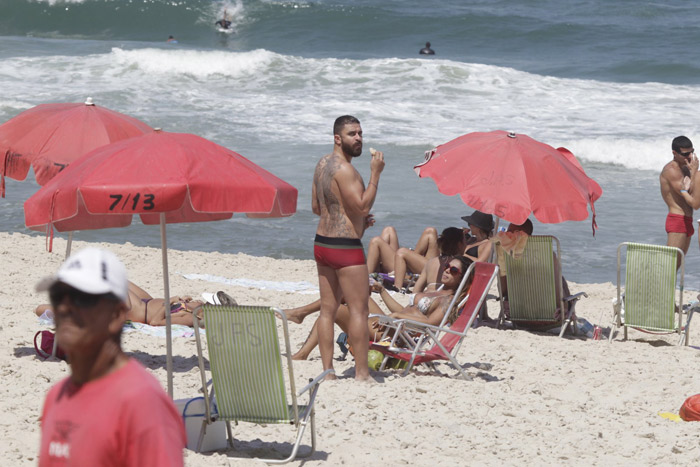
[34,330,67,361]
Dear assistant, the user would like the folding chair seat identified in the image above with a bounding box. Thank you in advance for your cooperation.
[497,235,586,337]
[193,305,332,464]
[609,242,693,345]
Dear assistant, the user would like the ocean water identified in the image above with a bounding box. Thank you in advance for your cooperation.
[1,0,700,286]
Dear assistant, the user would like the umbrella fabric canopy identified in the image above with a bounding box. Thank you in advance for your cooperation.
[24,130,297,232]
[0,98,152,196]
[415,130,602,232]
[24,130,298,397]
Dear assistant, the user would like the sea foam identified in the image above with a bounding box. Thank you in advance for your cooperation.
[2,44,699,171]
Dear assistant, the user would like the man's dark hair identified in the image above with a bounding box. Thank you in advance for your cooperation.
[437,227,465,256]
[333,115,360,136]
[672,136,693,152]
[426,42,431,47]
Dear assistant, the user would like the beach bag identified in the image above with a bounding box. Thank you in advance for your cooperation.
[680,394,700,421]
[33,330,66,361]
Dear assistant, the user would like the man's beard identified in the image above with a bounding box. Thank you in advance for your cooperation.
[343,140,362,158]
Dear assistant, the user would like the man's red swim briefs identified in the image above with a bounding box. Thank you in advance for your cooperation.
[314,234,366,269]
[665,213,695,236]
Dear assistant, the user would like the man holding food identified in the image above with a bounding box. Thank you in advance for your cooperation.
[311,115,384,381]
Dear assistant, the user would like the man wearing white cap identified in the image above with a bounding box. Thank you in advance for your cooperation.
[37,248,185,466]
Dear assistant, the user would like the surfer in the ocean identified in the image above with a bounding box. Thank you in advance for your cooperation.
[215,10,232,30]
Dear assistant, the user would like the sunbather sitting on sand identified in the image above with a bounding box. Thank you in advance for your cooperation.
[35,282,236,327]
[291,256,472,360]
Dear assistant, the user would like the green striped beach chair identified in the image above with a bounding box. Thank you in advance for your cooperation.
[497,235,586,337]
[609,242,693,345]
[193,305,333,463]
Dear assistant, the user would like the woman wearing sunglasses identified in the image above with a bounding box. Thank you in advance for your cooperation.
[291,256,472,360]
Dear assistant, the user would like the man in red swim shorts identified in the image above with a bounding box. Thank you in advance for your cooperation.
[660,136,697,256]
[311,115,384,381]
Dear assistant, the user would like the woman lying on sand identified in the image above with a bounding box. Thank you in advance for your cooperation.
[290,256,472,360]
[35,282,236,327]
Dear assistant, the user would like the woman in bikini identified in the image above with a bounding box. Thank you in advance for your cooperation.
[35,281,210,327]
[125,282,205,327]
[291,256,472,360]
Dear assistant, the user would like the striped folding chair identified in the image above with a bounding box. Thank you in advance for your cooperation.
[497,235,586,337]
[609,242,693,345]
[193,305,333,463]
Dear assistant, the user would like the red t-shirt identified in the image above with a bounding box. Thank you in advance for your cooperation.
[39,359,186,466]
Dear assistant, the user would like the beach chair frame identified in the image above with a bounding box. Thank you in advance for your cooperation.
[496,235,585,337]
[193,305,332,463]
[609,242,692,345]
[370,262,498,380]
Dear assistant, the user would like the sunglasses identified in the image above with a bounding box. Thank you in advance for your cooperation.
[444,266,462,276]
[50,286,117,309]
[677,149,695,158]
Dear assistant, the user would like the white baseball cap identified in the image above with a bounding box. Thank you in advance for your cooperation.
[37,247,129,303]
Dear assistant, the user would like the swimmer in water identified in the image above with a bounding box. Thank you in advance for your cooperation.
[419,41,435,55]
[215,10,232,30]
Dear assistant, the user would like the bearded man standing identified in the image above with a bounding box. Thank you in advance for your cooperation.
[311,115,384,381]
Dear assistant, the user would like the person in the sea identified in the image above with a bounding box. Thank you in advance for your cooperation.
[166,35,178,43]
[311,115,384,381]
[36,247,185,466]
[419,41,435,55]
[215,10,232,29]
[660,135,696,255]
[35,282,237,327]
[291,256,472,360]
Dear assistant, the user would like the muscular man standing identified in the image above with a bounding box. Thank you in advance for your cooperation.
[312,115,384,381]
[660,136,696,254]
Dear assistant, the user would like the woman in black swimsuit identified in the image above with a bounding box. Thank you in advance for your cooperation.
[461,210,494,263]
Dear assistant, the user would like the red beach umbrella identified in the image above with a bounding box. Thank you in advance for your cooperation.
[415,130,602,233]
[0,97,152,196]
[24,130,298,397]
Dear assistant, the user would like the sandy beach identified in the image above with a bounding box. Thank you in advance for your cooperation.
[3,231,700,466]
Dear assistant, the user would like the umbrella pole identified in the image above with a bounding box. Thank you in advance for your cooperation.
[490,217,501,263]
[160,213,174,398]
[65,232,73,259]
